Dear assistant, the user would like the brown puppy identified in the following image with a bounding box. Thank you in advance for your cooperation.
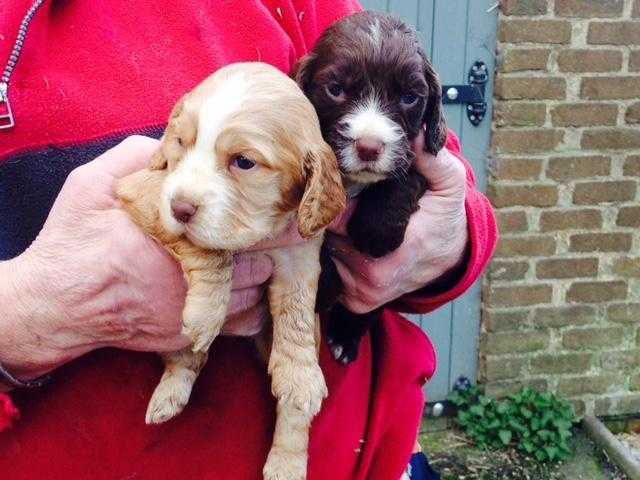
[294,11,447,364]
[116,62,345,480]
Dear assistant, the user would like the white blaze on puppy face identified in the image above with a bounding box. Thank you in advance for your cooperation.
[159,71,287,250]
[338,95,405,183]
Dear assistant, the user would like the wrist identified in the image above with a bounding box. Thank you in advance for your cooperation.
[0,253,68,381]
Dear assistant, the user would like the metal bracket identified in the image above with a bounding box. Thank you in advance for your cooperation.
[441,61,489,127]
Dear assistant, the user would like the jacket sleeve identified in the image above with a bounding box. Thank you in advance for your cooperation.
[390,130,498,315]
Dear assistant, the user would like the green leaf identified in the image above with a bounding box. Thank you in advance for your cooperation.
[499,429,512,445]
[520,406,533,419]
[521,440,535,453]
[469,405,485,417]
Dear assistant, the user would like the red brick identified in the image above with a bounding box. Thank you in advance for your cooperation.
[483,309,530,332]
[489,184,558,207]
[563,326,626,349]
[532,305,596,328]
[483,330,550,354]
[499,19,572,44]
[501,49,550,73]
[482,356,528,381]
[558,375,621,397]
[557,49,623,72]
[495,236,556,257]
[501,0,548,15]
[540,209,602,231]
[530,353,592,375]
[493,157,543,180]
[493,129,564,154]
[566,280,627,303]
[494,103,546,127]
[489,261,529,281]
[617,206,640,227]
[630,51,640,72]
[569,233,632,252]
[536,258,598,279]
[612,257,640,277]
[624,155,640,176]
[485,284,553,307]
[555,0,623,17]
[582,129,640,150]
[588,22,640,45]
[547,155,611,179]
[634,0,640,17]
[551,103,618,127]
[573,181,636,204]
[496,77,566,100]
[626,102,640,124]
[608,303,640,323]
[581,77,640,99]
[496,210,529,232]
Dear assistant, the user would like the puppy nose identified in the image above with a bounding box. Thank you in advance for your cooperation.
[355,137,384,162]
[171,199,197,223]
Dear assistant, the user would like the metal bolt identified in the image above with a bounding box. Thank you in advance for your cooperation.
[446,87,459,101]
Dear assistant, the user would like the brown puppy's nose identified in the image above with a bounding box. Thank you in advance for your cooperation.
[355,137,384,162]
[171,199,197,223]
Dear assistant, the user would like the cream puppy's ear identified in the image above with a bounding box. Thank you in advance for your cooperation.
[297,142,346,238]
[150,95,195,171]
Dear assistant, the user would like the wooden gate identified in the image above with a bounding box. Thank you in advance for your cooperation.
[358,0,498,402]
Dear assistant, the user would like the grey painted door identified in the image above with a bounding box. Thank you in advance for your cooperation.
[358,0,498,401]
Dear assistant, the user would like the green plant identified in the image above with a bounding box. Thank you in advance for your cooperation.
[448,386,576,462]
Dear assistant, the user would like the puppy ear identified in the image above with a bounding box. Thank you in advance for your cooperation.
[422,60,448,155]
[149,141,168,170]
[297,142,346,238]
[291,54,316,93]
[150,96,188,170]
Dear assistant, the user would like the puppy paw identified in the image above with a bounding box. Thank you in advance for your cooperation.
[145,377,192,424]
[326,334,360,365]
[271,362,327,416]
[263,447,307,480]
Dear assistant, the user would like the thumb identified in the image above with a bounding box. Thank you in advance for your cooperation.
[94,135,160,179]
[413,131,466,196]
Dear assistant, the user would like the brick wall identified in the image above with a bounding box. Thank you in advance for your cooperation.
[482,0,640,417]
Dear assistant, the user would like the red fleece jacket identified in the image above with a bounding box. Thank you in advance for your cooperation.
[0,1,497,479]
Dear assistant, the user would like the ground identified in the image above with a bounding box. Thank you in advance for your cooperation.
[420,425,628,480]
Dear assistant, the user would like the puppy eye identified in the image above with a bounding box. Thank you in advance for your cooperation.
[400,94,418,106]
[176,137,183,147]
[231,154,256,170]
[325,83,346,101]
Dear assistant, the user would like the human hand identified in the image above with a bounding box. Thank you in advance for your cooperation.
[326,132,469,314]
[0,136,191,380]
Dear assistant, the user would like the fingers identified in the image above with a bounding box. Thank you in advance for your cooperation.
[232,253,273,289]
[413,132,466,195]
[93,135,160,179]
[327,199,357,236]
[245,220,306,251]
[227,285,267,317]
[222,302,270,336]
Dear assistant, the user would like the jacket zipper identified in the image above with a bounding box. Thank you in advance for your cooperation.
[0,0,46,130]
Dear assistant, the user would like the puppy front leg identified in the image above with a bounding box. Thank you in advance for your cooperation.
[263,240,327,480]
[145,244,232,424]
[177,245,233,352]
[146,349,208,424]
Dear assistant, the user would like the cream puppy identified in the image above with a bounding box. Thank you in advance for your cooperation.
[116,62,346,480]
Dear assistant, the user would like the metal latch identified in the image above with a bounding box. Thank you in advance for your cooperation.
[441,61,489,126]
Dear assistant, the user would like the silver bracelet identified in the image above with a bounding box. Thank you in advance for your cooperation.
[0,361,50,389]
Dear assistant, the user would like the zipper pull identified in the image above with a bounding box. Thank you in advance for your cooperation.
[0,82,15,130]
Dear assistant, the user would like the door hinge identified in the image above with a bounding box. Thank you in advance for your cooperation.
[441,61,489,127]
